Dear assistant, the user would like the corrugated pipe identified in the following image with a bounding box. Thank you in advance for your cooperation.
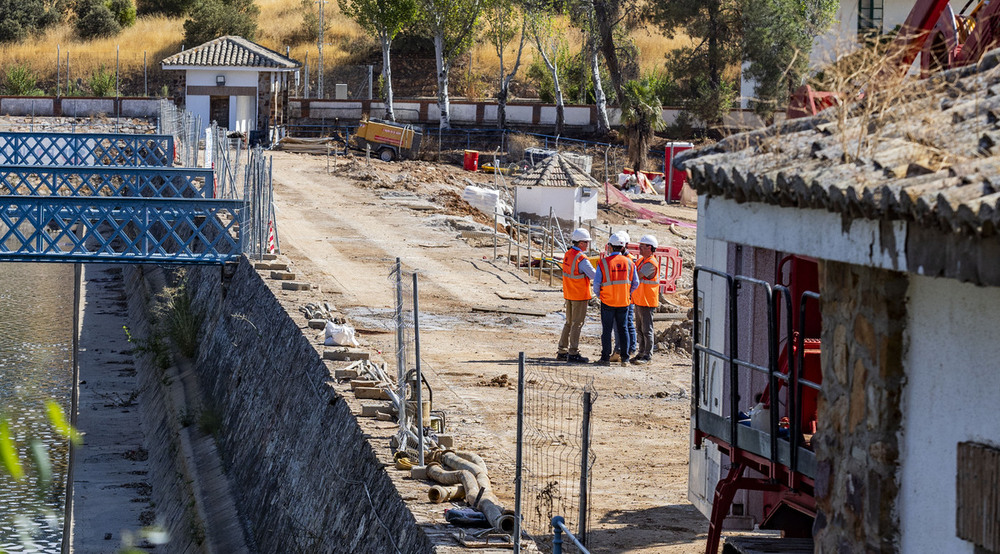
[426,452,515,534]
[428,484,464,503]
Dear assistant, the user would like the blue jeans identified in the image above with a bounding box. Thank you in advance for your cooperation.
[615,304,638,356]
[600,303,631,360]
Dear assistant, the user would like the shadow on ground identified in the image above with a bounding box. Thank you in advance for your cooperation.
[583,503,707,552]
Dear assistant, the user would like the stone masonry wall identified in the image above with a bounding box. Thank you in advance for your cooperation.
[813,261,908,553]
[183,258,433,553]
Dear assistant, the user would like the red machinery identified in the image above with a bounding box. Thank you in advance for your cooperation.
[788,0,1000,118]
[692,255,822,554]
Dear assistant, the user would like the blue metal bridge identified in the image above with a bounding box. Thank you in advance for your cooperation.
[0,131,245,265]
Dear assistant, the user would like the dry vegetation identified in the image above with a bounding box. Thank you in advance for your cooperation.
[0,0,687,99]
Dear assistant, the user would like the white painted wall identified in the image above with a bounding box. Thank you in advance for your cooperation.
[515,185,598,222]
[899,274,1000,553]
[185,69,260,131]
[699,197,908,272]
[688,232,730,519]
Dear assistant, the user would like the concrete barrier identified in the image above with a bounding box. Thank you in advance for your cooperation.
[0,96,161,118]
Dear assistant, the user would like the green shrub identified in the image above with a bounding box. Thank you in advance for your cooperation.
[0,0,66,43]
[136,0,195,17]
[109,0,137,27]
[88,65,116,96]
[75,0,121,39]
[3,65,44,96]
[183,0,258,47]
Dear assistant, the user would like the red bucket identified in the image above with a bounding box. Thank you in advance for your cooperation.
[463,150,479,171]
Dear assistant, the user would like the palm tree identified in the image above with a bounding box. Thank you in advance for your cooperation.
[620,78,665,172]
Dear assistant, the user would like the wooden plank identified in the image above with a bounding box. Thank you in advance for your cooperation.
[471,305,548,317]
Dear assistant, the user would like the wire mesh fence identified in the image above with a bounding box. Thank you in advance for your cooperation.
[301,63,375,100]
[516,356,596,551]
[157,99,201,168]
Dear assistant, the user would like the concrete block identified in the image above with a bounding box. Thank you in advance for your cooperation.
[350,379,377,389]
[334,368,360,380]
[281,281,313,291]
[376,411,394,422]
[354,387,389,400]
[270,271,296,280]
[261,253,279,260]
[269,262,290,271]
[437,435,455,449]
[308,319,327,329]
[324,348,370,361]
[410,466,428,480]
[360,404,389,417]
[253,262,273,270]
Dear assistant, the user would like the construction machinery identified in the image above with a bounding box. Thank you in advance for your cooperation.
[788,0,1000,118]
[350,118,422,162]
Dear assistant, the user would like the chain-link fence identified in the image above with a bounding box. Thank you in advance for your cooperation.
[516,356,596,552]
[157,99,201,168]
[300,64,374,100]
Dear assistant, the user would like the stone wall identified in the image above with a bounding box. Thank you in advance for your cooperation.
[813,261,908,553]
[182,258,433,553]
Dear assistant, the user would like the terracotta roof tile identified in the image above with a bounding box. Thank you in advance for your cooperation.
[513,153,599,188]
[162,36,299,69]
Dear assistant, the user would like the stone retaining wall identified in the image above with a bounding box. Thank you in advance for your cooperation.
[181,258,433,552]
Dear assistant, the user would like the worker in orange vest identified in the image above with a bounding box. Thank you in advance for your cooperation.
[593,233,638,366]
[556,228,596,364]
[631,235,660,364]
[610,230,638,362]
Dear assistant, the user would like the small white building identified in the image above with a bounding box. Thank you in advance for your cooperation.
[162,36,299,139]
[513,153,598,225]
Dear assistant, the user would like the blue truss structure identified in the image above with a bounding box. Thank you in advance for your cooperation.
[0,165,215,198]
[0,132,173,166]
[0,196,243,264]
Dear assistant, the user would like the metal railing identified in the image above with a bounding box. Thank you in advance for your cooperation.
[0,196,242,263]
[0,131,173,166]
[158,99,201,167]
[0,165,215,198]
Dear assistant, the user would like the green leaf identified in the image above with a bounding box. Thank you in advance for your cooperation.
[29,439,51,489]
[0,417,24,480]
[45,401,82,445]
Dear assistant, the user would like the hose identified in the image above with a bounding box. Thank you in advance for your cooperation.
[425,452,515,534]
[427,484,465,503]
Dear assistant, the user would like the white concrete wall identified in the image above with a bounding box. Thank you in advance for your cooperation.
[699,197,908,272]
[185,69,260,131]
[899,274,1000,553]
[515,185,597,222]
[63,98,115,117]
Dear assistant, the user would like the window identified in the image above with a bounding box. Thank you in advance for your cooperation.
[858,0,883,37]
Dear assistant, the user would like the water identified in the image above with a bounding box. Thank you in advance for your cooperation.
[0,263,75,553]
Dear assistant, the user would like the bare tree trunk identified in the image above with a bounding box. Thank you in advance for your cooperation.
[592,0,624,101]
[590,40,610,134]
[535,39,564,135]
[434,33,451,129]
[380,35,395,121]
[497,22,527,130]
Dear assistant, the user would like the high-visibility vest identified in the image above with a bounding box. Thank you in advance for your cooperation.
[598,254,634,307]
[562,248,592,301]
[633,255,660,307]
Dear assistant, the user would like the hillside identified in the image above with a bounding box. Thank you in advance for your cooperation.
[0,0,686,101]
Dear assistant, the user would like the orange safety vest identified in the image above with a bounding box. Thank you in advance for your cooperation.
[598,254,635,307]
[633,255,660,307]
[562,248,593,301]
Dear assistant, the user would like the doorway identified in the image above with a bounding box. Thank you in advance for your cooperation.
[209,96,230,127]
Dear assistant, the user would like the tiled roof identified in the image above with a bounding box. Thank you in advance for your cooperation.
[514,152,599,188]
[161,36,299,69]
[676,50,1000,238]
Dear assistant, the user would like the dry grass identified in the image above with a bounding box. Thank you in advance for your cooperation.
[0,3,686,97]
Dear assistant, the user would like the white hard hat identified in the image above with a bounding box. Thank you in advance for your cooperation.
[617,230,631,244]
[608,233,625,247]
[571,228,592,242]
[639,234,658,249]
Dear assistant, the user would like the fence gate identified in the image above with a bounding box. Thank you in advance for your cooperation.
[516,355,596,551]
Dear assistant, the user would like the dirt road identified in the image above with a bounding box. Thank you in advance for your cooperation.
[268,151,708,553]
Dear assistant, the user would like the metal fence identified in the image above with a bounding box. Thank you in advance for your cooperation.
[300,63,374,100]
[516,355,596,552]
[0,131,173,166]
[157,99,201,167]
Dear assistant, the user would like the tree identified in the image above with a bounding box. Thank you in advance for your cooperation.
[3,64,44,96]
[648,0,741,126]
[0,0,66,43]
[619,77,665,172]
[481,0,526,130]
[570,0,609,133]
[741,0,837,117]
[527,4,569,134]
[339,0,418,121]
[183,0,258,46]
[136,0,195,16]
[75,0,121,39]
[419,0,483,129]
[590,0,640,102]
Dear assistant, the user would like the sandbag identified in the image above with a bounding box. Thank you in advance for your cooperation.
[324,321,359,347]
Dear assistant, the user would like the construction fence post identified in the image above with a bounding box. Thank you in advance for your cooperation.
[514,352,525,554]
[579,391,592,546]
[412,271,424,468]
